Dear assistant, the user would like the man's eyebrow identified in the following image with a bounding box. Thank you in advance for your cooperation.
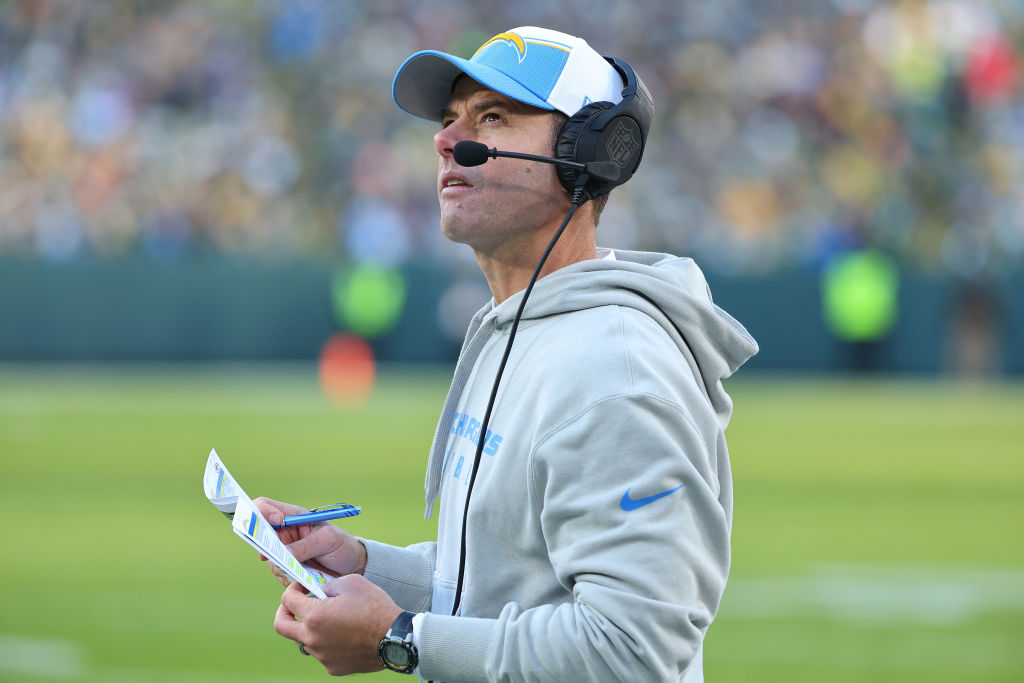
[440,97,526,121]
[471,98,518,113]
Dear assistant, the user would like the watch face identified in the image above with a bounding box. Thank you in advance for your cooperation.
[381,641,416,673]
[385,644,411,667]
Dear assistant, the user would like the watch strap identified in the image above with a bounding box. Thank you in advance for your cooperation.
[387,610,415,641]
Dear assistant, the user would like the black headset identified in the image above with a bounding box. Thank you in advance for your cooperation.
[554,56,655,202]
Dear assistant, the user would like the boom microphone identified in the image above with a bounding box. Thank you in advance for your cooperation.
[453,140,621,184]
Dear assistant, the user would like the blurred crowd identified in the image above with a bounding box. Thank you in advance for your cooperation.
[0,0,1022,277]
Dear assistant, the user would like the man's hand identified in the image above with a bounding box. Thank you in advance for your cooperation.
[253,497,367,586]
[274,578,403,676]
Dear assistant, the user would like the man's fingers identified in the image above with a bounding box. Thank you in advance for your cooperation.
[269,562,291,587]
[273,601,305,641]
[322,574,361,598]
[253,497,281,526]
[285,525,332,563]
[286,536,312,563]
[253,497,309,526]
[280,581,318,620]
[254,497,286,526]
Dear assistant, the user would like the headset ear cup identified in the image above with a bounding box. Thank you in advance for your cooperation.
[555,101,617,198]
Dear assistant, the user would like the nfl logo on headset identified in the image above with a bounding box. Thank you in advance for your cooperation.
[604,119,641,168]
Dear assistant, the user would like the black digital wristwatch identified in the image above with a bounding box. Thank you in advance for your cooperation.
[378,610,418,674]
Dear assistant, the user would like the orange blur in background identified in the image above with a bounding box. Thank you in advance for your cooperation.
[318,333,376,406]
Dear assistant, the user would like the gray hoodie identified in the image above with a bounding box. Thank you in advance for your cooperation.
[361,250,758,682]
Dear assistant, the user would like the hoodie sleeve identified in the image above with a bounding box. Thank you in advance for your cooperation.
[415,392,731,682]
[359,539,436,613]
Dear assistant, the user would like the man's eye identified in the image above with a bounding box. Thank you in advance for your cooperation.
[482,113,502,123]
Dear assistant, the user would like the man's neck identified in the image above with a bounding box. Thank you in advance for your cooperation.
[475,213,598,305]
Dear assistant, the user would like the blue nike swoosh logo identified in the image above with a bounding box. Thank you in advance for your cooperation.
[620,485,684,511]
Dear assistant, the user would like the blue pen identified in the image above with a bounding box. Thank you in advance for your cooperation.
[271,503,362,529]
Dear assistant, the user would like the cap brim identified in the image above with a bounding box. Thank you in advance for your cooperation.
[392,50,555,122]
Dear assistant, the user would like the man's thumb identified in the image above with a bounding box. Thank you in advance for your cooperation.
[286,537,311,562]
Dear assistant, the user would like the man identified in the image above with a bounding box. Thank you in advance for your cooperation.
[257,26,757,681]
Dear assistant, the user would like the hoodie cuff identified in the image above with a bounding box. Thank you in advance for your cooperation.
[416,613,497,683]
[358,538,433,612]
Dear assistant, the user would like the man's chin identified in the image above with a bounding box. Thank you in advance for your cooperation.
[439,215,478,245]
[441,223,505,257]
[439,222,466,245]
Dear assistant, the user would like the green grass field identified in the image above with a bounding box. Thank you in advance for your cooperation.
[1,365,1021,682]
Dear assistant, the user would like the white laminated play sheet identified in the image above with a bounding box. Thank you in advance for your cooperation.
[203,448,328,599]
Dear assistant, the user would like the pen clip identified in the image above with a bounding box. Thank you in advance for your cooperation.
[310,503,356,513]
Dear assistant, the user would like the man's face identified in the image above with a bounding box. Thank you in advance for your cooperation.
[433,78,569,255]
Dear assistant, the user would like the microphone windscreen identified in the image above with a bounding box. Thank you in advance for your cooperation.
[453,140,489,167]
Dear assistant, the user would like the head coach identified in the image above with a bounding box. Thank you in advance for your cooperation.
[257,26,758,682]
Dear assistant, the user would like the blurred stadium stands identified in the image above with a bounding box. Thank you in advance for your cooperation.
[0,0,1021,372]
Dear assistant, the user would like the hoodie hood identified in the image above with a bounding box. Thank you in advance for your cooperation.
[498,250,754,379]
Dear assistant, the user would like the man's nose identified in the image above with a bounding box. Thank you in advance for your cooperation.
[434,118,471,159]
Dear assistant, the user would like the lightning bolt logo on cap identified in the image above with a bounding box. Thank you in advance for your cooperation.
[474,31,528,63]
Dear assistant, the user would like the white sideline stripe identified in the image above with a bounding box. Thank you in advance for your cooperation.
[0,635,84,677]
[723,565,1024,624]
